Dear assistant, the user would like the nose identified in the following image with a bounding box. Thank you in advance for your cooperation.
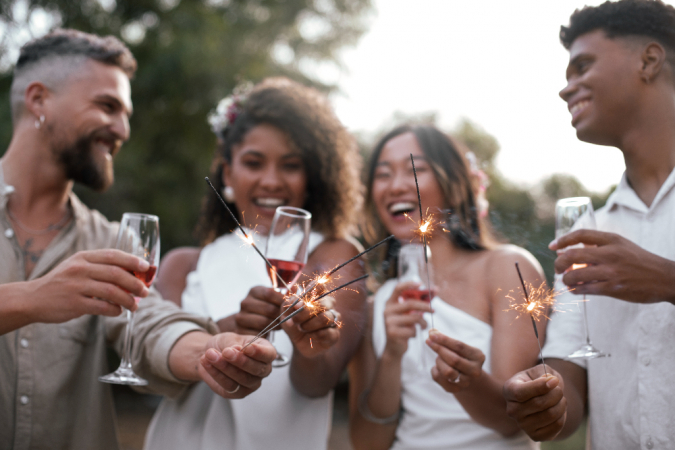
[559,79,576,103]
[389,170,411,195]
[110,113,130,142]
[260,164,283,190]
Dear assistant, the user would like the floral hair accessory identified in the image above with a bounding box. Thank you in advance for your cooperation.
[465,151,490,218]
[208,81,253,136]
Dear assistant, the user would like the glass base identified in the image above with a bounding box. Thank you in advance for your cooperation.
[272,353,290,368]
[567,344,610,360]
[99,367,148,386]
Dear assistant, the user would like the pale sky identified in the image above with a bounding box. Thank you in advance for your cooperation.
[325,0,675,193]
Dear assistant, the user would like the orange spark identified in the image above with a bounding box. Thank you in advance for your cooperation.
[504,281,570,322]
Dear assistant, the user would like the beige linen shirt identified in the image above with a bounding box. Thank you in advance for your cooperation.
[543,169,675,450]
[0,170,217,450]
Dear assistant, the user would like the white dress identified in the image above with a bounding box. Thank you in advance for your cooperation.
[144,230,332,450]
[372,279,538,450]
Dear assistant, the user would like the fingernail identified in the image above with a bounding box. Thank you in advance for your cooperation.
[429,328,439,337]
[222,348,236,361]
[138,258,150,270]
[205,348,220,363]
[548,239,558,250]
[546,377,559,389]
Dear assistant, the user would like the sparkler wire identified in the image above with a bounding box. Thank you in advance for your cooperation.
[205,177,291,293]
[410,154,435,330]
[241,274,369,350]
[241,234,396,346]
[514,262,548,376]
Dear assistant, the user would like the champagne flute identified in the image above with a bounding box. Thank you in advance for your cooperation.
[265,206,312,368]
[100,213,160,385]
[398,243,434,371]
[555,197,608,360]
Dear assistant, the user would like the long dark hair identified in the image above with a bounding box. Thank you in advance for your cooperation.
[363,124,493,280]
[196,78,361,245]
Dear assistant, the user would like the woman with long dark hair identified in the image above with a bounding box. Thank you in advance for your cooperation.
[349,124,544,450]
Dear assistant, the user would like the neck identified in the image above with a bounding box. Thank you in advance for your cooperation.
[2,122,73,219]
[618,88,675,207]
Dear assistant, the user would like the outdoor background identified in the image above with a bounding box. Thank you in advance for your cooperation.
[1,0,650,448]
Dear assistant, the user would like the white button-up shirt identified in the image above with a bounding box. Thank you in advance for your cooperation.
[543,168,675,449]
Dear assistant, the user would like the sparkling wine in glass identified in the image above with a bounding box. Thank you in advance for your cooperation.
[555,197,608,360]
[100,213,160,385]
[265,206,311,368]
[398,243,434,371]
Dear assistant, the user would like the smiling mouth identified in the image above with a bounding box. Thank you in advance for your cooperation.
[254,197,286,208]
[388,201,417,217]
[569,100,590,118]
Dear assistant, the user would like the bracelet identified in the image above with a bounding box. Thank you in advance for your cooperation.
[358,388,401,425]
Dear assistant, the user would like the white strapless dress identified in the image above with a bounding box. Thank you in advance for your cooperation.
[372,279,539,450]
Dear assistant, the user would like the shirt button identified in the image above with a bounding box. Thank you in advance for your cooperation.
[646,437,654,449]
[4,228,13,238]
[20,395,29,405]
[642,356,651,366]
[20,339,29,348]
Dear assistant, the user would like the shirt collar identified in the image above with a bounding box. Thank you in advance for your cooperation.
[604,167,675,214]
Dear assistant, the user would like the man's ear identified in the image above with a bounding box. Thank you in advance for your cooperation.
[23,81,50,119]
[640,41,666,84]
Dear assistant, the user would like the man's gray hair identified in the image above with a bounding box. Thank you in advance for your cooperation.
[10,28,136,123]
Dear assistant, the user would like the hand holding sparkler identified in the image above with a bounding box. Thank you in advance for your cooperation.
[279,294,342,357]
[503,364,568,441]
[199,332,276,399]
[229,286,286,336]
[426,330,485,392]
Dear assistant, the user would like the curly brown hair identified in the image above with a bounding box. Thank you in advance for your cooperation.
[197,77,362,245]
[363,124,493,281]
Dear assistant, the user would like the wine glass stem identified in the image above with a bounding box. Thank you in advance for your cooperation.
[582,295,592,345]
[120,308,136,370]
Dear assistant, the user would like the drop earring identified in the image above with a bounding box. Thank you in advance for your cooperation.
[223,186,236,203]
[34,115,45,129]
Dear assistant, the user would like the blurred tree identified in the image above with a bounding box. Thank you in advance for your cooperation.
[0,0,372,252]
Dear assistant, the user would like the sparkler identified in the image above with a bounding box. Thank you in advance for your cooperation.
[205,177,292,294]
[514,262,548,376]
[410,154,435,329]
[241,274,369,350]
[242,234,395,347]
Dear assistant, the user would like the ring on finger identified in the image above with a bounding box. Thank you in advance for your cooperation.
[225,384,240,394]
[451,374,461,383]
[327,308,340,328]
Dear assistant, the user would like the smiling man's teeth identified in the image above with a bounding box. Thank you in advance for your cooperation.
[389,202,417,214]
[255,198,285,207]
[570,100,590,115]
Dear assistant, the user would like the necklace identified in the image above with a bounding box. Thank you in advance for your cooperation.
[6,205,72,235]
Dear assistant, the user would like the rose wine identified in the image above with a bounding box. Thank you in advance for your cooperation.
[268,259,305,289]
[132,265,157,288]
[401,288,432,302]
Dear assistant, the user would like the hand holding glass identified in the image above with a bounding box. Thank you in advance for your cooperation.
[555,197,608,360]
[99,213,160,385]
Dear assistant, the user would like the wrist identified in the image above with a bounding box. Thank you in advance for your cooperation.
[382,343,405,362]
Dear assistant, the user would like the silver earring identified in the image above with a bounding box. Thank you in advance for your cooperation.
[223,186,235,203]
[34,115,44,129]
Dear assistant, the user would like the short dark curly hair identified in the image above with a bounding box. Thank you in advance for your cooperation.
[560,0,675,61]
[197,77,362,244]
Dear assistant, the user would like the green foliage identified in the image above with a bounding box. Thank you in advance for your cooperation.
[0,0,371,252]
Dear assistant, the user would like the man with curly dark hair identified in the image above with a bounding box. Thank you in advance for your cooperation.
[503,0,675,447]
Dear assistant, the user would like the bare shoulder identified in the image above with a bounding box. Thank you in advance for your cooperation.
[484,244,544,274]
[155,247,202,305]
[311,237,361,260]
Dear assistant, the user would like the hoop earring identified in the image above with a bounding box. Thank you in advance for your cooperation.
[34,115,45,129]
[223,186,235,203]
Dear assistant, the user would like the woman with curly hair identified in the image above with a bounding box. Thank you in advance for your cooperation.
[349,124,544,449]
[144,77,366,450]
